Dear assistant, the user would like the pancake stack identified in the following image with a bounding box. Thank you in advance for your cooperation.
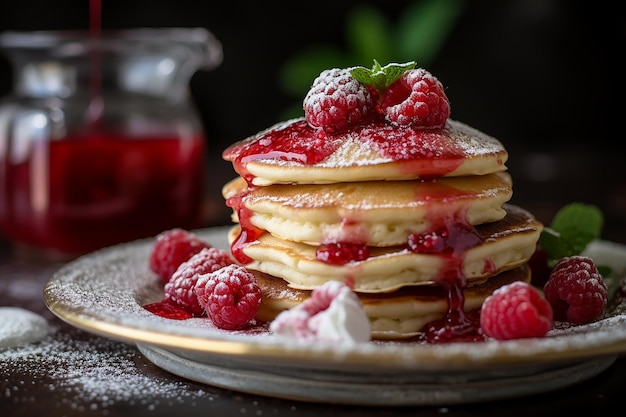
[221,63,542,340]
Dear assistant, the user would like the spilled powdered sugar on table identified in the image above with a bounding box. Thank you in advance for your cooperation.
[1,328,212,411]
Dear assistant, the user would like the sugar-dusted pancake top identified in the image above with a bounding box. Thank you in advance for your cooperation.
[223,118,508,186]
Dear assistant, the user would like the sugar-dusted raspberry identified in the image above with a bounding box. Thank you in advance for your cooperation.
[480,281,553,340]
[164,247,235,315]
[303,68,378,134]
[381,68,450,128]
[194,264,262,330]
[543,256,607,325]
[149,228,212,282]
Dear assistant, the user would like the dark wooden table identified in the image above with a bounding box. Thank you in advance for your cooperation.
[2,150,626,417]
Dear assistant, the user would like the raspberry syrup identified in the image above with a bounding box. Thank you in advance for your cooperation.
[224,119,341,184]
[0,1,214,256]
[143,299,197,320]
[316,242,369,265]
[359,123,465,175]
[0,132,206,254]
[402,205,484,343]
[223,119,493,343]
[222,120,467,184]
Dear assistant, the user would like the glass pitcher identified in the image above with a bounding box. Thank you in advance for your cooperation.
[0,28,222,258]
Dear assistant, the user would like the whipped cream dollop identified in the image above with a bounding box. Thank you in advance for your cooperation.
[270,281,371,345]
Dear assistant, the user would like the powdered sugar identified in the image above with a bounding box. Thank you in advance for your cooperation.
[1,329,212,412]
[0,307,51,349]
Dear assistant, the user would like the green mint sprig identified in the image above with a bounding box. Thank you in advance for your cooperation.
[349,60,416,94]
[539,202,604,266]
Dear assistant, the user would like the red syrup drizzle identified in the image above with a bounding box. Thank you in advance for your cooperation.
[401,179,487,343]
[359,123,465,176]
[88,0,103,125]
[315,218,370,265]
[316,242,369,265]
[221,119,469,264]
[408,216,485,343]
[222,120,468,181]
[224,120,341,184]
[225,188,266,264]
[222,120,490,343]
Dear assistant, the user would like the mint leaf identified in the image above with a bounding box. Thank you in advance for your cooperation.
[350,60,416,93]
[539,203,604,263]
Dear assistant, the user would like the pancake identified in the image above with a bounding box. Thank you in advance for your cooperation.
[223,172,513,247]
[222,118,508,186]
[227,204,542,293]
[254,264,531,339]
[220,63,545,342]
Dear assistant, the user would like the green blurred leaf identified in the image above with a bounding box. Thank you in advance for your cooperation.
[345,4,394,65]
[396,0,466,65]
[550,203,603,237]
[278,0,466,105]
[539,203,604,262]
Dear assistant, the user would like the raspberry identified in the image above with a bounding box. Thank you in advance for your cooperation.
[194,264,262,330]
[480,281,553,340]
[381,68,450,128]
[303,68,378,134]
[149,228,212,282]
[543,256,607,325]
[164,247,235,315]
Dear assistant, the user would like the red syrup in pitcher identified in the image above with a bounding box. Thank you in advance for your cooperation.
[0,0,212,255]
[1,132,206,254]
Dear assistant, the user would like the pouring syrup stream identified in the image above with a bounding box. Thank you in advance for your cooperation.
[87,0,103,126]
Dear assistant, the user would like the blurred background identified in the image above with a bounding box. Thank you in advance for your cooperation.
[1,0,624,249]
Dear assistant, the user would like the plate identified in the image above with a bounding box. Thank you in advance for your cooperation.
[44,226,626,405]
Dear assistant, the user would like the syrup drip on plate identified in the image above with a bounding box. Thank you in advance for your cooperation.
[143,299,197,320]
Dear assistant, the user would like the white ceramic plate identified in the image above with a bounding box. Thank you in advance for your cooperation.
[44,226,626,405]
